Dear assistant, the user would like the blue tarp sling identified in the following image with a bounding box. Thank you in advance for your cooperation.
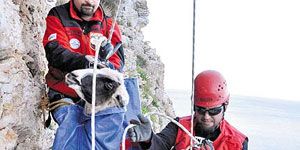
[52,78,141,150]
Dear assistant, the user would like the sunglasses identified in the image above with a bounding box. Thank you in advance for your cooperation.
[194,105,224,116]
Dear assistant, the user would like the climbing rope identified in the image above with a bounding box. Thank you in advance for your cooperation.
[47,99,73,111]
[91,34,104,150]
[40,95,73,128]
[108,0,123,42]
[191,0,197,148]
[146,112,202,145]
[104,0,123,60]
[121,112,214,150]
[91,1,123,150]
[122,124,136,150]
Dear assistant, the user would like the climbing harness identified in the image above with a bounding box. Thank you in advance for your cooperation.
[48,99,73,111]
[40,95,73,128]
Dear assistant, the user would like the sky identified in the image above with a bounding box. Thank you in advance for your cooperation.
[143,0,300,101]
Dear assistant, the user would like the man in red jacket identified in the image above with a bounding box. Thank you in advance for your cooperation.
[43,0,124,104]
[129,70,248,150]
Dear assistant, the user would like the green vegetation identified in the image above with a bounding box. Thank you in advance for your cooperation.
[141,105,157,123]
[136,55,147,68]
[136,55,160,121]
[150,94,159,107]
[142,105,150,114]
[150,115,158,123]
[136,66,148,82]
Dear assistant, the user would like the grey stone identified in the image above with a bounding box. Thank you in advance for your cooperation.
[0,0,175,148]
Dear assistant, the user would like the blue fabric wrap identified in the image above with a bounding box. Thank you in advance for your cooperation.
[52,78,141,150]
[124,78,141,122]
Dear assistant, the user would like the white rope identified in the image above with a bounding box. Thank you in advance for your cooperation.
[108,0,123,42]
[90,34,108,150]
[91,40,102,150]
[191,0,197,149]
[90,0,123,149]
[121,112,203,150]
[122,124,136,150]
[145,112,202,145]
[145,113,214,149]
[90,34,111,150]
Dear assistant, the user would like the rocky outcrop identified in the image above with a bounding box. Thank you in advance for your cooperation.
[0,0,174,149]
[117,0,175,131]
[0,0,53,149]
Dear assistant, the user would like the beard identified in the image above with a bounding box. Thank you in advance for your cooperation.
[194,122,218,138]
[80,4,95,16]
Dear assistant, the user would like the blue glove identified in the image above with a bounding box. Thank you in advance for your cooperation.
[128,114,152,142]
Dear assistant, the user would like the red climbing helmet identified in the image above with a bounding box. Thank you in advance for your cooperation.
[194,70,229,108]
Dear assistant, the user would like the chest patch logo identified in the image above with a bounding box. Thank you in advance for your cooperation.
[70,38,80,49]
[48,33,57,41]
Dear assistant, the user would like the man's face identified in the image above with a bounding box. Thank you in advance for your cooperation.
[194,104,225,135]
[73,0,100,17]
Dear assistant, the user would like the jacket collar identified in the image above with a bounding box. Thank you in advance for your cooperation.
[69,0,104,22]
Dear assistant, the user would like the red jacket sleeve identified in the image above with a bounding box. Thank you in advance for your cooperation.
[43,14,88,72]
[43,15,70,49]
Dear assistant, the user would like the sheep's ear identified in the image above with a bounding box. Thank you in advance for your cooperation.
[116,84,129,106]
[69,84,86,101]
[65,72,85,100]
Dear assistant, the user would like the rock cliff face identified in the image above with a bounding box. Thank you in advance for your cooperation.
[0,0,174,149]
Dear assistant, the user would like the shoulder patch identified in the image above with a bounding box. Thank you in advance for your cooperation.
[48,33,57,41]
[70,38,80,49]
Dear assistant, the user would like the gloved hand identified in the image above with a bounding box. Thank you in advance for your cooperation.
[84,55,107,69]
[128,114,152,142]
[90,33,114,61]
[98,41,114,61]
